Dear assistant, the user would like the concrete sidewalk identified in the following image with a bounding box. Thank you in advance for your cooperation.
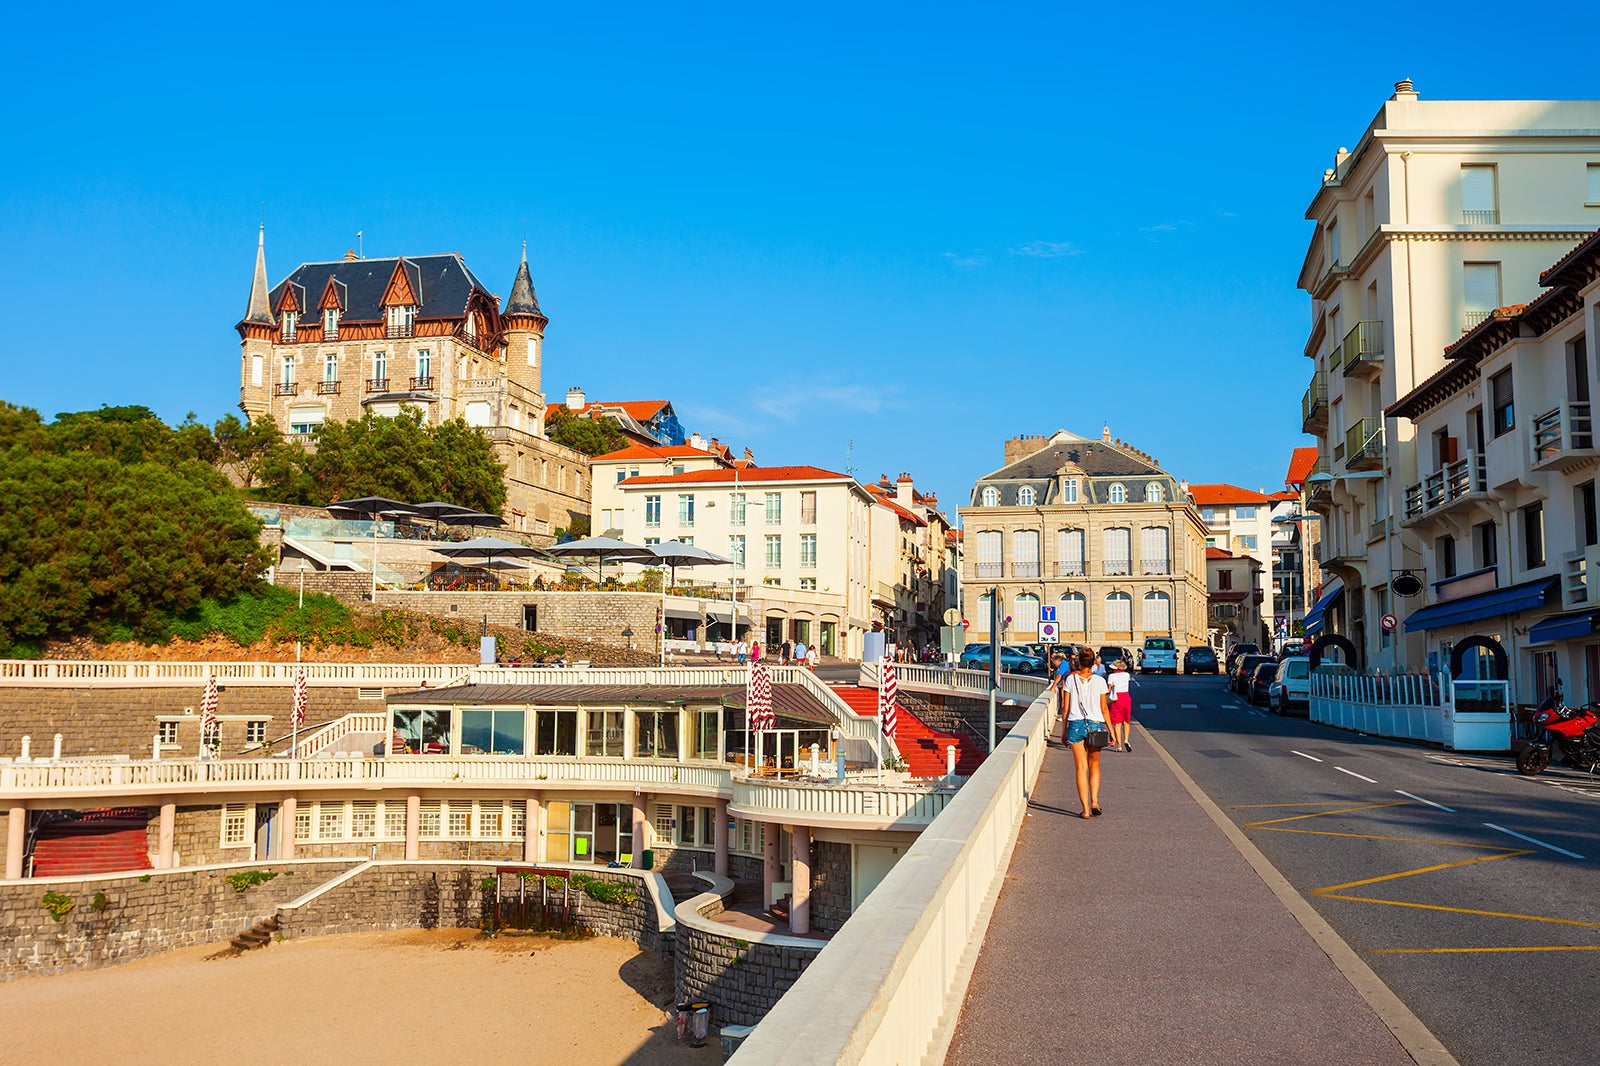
[945,726,1424,1066]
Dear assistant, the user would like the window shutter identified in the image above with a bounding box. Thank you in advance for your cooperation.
[1140,527,1169,565]
[1104,527,1130,561]
[1464,263,1501,311]
[1461,166,1495,212]
[1062,594,1086,630]
[1105,593,1132,631]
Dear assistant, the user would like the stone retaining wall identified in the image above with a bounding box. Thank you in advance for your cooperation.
[810,841,852,934]
[374,591,659,651]
[0,860,356,981]
[675,888,824,1028]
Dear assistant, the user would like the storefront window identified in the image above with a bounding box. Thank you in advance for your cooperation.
[391,709,451,755]
[535,710,578,756]
[691,709,720,761]
[460,709,526,755]
[635,709,681,759]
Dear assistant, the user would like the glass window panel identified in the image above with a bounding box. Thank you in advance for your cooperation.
[420,802,442,838]
[461,710,494,754]
[447,806,470,838]
[320,805,345,840]
[384,805,406,839]
[351,802,377,838]
[479,805,502,838]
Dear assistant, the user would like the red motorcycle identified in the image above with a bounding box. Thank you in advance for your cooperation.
[1516,692,1600,776]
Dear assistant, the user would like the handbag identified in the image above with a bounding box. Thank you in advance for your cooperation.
[1070,676,1112,750]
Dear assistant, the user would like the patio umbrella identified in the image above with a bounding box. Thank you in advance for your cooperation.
[325,496,416,518]
[542,536,656,584]
[408,501,479,537]
[649,541,734,666]
[200,674,219,758]
[431,537,544,580]
[442,510,506,536]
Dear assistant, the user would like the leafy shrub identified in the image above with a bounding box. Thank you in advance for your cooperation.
[224,870,279,893]
[41,891,74,921]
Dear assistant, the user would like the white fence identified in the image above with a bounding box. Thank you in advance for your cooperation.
[730,688,1056,1064]
[0,660,464,688]
[730,778,954,828]
[1310,670,1512,752]
[858,661,1049,702]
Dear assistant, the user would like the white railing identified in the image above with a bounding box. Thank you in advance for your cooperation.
[730,779,954,826]
[1310,669,1511,752]
[859,662,1048,701]
[1565,549,1592,607]
[0,661,466,688]
[1532,401,1595,467]
[286,713,388,758]
[730,688,1056,1064]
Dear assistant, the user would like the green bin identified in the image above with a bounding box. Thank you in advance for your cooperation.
[642,849,655,870]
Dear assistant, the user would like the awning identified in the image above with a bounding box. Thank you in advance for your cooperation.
[705,604,749,623]
[1528,609,1600,646]
[1403,577,1558,633]
[664,607,700,622]
[1303,584,1344,637]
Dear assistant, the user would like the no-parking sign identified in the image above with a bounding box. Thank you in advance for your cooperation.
[1380,613,1398,632]
[1038,621,1059,644]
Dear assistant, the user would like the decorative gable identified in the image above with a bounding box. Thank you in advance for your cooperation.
[380,258,420,307]
[317,277,346,312]
[275,282,303,315]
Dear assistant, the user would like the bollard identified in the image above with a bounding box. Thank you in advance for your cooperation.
[53,734,63,761]
[809,744,820,775]
[19,735,30,762]
[947,743,957,777]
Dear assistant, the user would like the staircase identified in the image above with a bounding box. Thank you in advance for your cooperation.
[224,914,281,955]
[829,686,985,778]
[30,808,153,877]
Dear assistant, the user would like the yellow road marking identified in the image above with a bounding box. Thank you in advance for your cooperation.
[1375,945,1600,955]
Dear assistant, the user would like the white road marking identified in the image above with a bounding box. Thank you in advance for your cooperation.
[1394,790,1455,812]
[1291,750,1322,762]
[1181,703,1197,709]
[1140,703,1156,710]
[1335,766,1377,784]
[1483,823,1586,860]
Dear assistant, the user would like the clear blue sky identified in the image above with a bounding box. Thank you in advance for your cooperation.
[3,3,1593,510]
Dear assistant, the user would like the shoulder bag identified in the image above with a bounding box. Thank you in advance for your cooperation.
[1071,676,1112,751]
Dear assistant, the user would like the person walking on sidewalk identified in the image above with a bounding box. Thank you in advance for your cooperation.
[1054,646,1111,818]
[1107,658,1133,752]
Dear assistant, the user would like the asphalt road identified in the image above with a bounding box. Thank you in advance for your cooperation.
[1134,672,1600,1066]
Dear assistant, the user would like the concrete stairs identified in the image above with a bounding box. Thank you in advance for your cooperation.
[29,808,153,877]
[829,686,985,778]
[226,914,281,955]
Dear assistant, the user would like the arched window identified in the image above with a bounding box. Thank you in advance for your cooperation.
[1109,483,1127,504]
[1103,527,1131,575]
[974,530,1003,578]
[981,486,999,507]
[1140,527,1171,574]
[1105,592,1133,632]
[1056,528,1085,576]
[1018,485,1036,506]
[1014,593,1040,634]
[1146,482,1164,502]
[1061,592,1087,632]
[1012,529,1040,576]
[1142,591,1171,633]
[976,592,993,630]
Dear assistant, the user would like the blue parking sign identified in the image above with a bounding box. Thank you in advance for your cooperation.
[1041,605,1056,623]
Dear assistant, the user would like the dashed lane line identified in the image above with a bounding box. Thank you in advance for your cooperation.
[1139,703,1156,710]
[1484,823,1586,860]
[1180,703,1197,709]
[1395,790,1455,813]
[1291,750,1324,762]
[1336,766,1379,784]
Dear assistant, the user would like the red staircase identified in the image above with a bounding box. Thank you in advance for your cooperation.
[830,686,986,777]
[30,808,153,877]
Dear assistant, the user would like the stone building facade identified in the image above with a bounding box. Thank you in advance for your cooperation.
[959,428,1210,651]
[236,231,589,542]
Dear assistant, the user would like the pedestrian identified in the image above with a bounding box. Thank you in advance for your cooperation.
[1053,646,1111,818]
[1092,654,1107,679]
[736,638,749,665]
[750,641,763,664]
[781,640,792,665]
[1107,658,1133,752]
[806,643,819,669]
[794,639,808,667]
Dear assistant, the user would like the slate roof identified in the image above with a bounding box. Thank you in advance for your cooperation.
[981,440,1164,482]
[271,254,489,323]
[385,682,833,725]
[504,248,544,318]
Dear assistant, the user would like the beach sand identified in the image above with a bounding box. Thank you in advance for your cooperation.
[0,930,723,1065]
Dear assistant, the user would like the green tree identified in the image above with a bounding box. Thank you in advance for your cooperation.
[546,404,625,457]
[212,413,286,489]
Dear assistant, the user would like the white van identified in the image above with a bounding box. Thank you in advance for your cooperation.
[1140,637,1178,674]
[1269,657,1312,715]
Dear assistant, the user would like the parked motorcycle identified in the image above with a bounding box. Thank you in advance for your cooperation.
[1516,692,1600,776]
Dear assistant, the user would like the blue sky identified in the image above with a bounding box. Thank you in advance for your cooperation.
[4,3,1595,511]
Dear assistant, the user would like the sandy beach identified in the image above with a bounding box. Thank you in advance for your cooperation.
[0,930,722,1065]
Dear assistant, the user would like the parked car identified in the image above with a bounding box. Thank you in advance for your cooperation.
[1232,654,1276,695]
[1248,661,1278,705]
[1225,643,1260,676]
[1183,646,1219,674]
[1140,637,1179,674]
[1269,656,1312,715]
[959,645,1046,674]
[1278,640,1306,659]
[1098,645,1131,669]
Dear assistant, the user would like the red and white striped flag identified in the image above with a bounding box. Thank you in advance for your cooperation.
[292,669,308,729]
[879,658,899,739]
[200,674,219,745]
[748,664,774,733]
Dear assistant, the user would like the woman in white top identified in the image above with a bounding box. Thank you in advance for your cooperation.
[1051,646,1111,818]
[805,644,819,669]
[1106,659,1133,752]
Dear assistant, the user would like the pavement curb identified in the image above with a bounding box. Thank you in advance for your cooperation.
[1137,722,1459,1066]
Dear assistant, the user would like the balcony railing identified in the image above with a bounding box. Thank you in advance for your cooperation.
[1103,559,1132,576]
[454,324,493,353]
[409,375,437,392]
[1142,559,1171,576]
[1403,452,1487,524]
[1345,417,1384,471]
[1531,401,1595,472]
[366,377,391,393]
[975,563,1001,579]
[1302,375,1328,431]
[1463,309,1493,332]
[317,379,341,395]
[1055,561,1085,577]
[385,324,415,339]
[1339,320,1385,378]
[1564,549,1591,607]
[1368,516,1390,543]
[1012,562,1040,578]
[1306,457,1332,508]
[273,381,297,397]
[324,327,339,342]
[1461,210,1499,225]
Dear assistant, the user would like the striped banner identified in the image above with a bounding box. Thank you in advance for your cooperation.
[200,674,219,744]
[292,669,308,728]
[879,658,899,739]
[748,664,775,732]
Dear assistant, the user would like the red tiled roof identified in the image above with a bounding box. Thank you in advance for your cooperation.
[1206,547,1234,560]
[1267,490,1298,501]
[864,485,929,527]
[946,529,963,544]
[592,443,730,463]
[1539,228,1600,288]
[1285,447,1318,487]
[1188,483,1272,506]
[573,400,669,421]
[621,465,851,487]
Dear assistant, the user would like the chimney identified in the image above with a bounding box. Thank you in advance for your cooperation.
[1102,424,1111,441]
[1391,78,1417,101]
[1003,434,1054,466]
[1180,480,1190,496]
[565,387,586,411]
[343,249,358,261]
[689,432,705,451]
[742,446,755,464]
[895,472,914,506]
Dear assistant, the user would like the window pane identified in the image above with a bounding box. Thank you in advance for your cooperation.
[461,710,494,754]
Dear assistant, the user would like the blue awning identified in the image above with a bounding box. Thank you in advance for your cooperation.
[1528,609,1600,646]
[1303,584,1344,637]
[1403,577,1558,633]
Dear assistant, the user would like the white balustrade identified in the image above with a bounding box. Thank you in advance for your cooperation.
[1310,669,1510,751]
[0,660,466,688]
[730,778,954,826]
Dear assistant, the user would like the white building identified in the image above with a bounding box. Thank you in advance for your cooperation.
[589,439,733,536]
[1298,82,1600,670]
[1188,484,1280,644]
[612,465,876,657]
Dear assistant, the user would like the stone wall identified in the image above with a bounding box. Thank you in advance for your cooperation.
[374,591,658,651]
[271,569,372,601]
[810,841,852,934]
[675,890,824,1028]
[0,860,356,981]
[0,686,389,759]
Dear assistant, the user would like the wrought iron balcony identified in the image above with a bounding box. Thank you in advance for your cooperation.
[366,378,391,393]
[317,379,341,395]
[1461,210,1499,225]
[1103,559,1132,576]
[1402,452,1487,526]
[1055,561,1086,577]
[1531,401,1595,473]
[1142,559,1171,576]
[1302,375,1328,432]
[409,376,437,392]
[1012,562,1040,578]
[385,324,415,339]
[975,563,1001,579]
[1339,320,1384,378]
[273,381,297,397]
[1463,309,1493,332]
[1344,417,1384,471]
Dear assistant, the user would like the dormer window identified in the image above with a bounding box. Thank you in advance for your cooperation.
[1018,486,1036,506]
[323,308,339,338]
[386,304,415,337]
[1109,483,1127,504]
[981,486,999,507]
[1146,482,1164,503]
[281,311,298,342]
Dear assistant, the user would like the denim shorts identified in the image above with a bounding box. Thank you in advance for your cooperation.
[1064,718,1101,744]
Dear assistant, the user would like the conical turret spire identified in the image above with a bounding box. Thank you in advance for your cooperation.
[503,241,544,319]
[243,224,275,325]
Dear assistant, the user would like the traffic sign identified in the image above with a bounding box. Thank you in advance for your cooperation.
[961,619,970,630]
[1381,613,1398,632]
[1038,621,1059,644]
[943,607,961,626]
[1041,605,1057,623]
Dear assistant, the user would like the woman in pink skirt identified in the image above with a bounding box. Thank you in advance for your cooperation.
[1106,659,1133,752]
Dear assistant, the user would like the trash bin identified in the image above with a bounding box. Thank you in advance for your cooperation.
[690,1004,710,1043]
[642,849,655,870]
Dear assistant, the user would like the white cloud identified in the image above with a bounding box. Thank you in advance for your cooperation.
[1008,240,1080,258]
[941,251,989,268]
[1139,222,1180,233]
[752,382,901,424]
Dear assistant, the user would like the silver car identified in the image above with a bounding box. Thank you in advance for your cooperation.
[1269,657,1312,715]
